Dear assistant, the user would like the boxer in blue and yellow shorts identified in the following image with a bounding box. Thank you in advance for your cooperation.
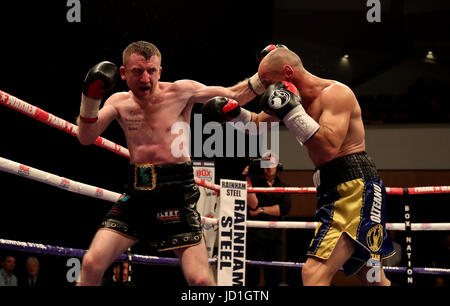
[240,46,395,285]
[308,152,395,278]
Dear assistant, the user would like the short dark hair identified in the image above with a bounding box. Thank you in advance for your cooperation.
[1,254,15,263]
[122,41,161,66]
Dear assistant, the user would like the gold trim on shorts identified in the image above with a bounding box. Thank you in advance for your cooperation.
[134,163,157,191]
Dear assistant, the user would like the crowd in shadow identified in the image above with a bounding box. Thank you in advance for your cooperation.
[359,78,449,124]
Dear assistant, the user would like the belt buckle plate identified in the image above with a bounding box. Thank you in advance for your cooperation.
[134,163,157,191]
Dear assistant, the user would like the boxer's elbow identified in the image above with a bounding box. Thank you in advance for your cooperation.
[77,134,95,146]
[79,139,95,146]
[247,194,259,210]
[307,138,340,163]
[76,117,99,145]
[77,128,97,145]
[310,126,343,162]
[321,146,340,163]
[321,136,341,161]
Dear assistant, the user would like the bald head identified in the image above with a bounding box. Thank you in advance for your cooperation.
[258,48,303,86]
[262,48,303,72]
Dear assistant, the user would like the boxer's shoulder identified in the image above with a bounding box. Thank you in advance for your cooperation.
[324,81,354,97]
[169,79,205,91]
[319,81,356,109]
[103,91,132,107]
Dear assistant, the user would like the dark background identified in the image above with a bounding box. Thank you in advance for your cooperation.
[0,0,449,287]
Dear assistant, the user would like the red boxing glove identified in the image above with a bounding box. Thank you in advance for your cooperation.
[248,44,289,96]
[259,44,288,61]
[79,61,118,123]
[202,97,241,123]
[82,61,118,99]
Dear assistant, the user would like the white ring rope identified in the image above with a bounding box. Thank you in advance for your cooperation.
[0,156,121,203]
[1,155,449,231]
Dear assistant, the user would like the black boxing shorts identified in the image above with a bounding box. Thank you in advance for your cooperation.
[307,152,395,276]
[99,161,203,251]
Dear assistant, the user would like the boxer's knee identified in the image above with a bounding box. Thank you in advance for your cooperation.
[301,261,318,285]
[302,258,334,286]
[357,265,391,286]
[185,270,215,286]
[81,251,106,277]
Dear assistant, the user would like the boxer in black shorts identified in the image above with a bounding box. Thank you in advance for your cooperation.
[101,162,203,251]
[76,41,257,286]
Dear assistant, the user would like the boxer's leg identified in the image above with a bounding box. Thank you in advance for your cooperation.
[78,228,137,286]
[302,233,355,286]
[357,262,391,286]
[173,237,215,286]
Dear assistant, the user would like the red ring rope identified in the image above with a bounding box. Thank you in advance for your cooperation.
[1,89,449,195]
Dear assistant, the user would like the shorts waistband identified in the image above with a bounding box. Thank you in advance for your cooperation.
[313,152,379,191]
[129,161,194,190]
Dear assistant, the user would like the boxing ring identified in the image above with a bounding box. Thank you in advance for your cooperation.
[1,89,449,286]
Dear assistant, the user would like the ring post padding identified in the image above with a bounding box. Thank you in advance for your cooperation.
[193,161,218,259]
[403,188,415,286]
[217,179,247,286]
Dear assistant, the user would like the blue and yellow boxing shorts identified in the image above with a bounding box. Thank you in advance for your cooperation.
[307,152,395,276]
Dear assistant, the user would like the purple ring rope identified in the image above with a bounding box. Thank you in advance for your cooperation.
[1,238,449,275]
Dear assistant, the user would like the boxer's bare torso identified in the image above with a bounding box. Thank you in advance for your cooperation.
[297,78,366,167]
[76,43,263,287]
[102,81,200,164]
[77,53,255,165]
[257,65,365,168]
